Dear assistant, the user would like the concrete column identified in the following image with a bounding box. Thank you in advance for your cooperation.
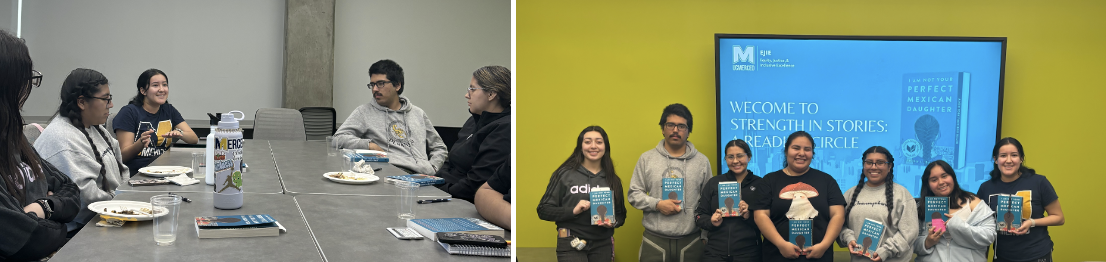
[283,0,335,109]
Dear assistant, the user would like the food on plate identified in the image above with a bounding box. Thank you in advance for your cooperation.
[328,172,368,181]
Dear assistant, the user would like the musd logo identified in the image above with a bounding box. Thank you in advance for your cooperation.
[733,45,755,71]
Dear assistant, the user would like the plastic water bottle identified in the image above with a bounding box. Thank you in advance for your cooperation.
[213,111,245,210]
[204,113,220,186]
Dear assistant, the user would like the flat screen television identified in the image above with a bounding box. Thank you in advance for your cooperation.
[715,34,1005,197]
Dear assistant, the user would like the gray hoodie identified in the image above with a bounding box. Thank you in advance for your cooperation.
[333,95,448,175]
[33,115,128,232]
[914,199,996,262]
[628,140,712,238]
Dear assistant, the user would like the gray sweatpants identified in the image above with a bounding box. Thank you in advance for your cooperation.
[639,231,703,262]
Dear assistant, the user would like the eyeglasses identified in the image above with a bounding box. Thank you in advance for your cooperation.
[863,160,889,167]
[367,81,394,89]
[29,70,42,87]
[663,122,688,131]
[467,87,486,93]
[725,153,747,160]
[87,95,113,103]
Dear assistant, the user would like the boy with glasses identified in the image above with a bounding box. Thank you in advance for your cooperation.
[628,103,713,262]
[333,59,448,175]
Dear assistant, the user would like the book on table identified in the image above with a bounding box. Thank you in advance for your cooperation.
[437,241,510,257]
[589,187,614,225]
[386,174,446,186]
[924,196,949,231]
[346,150,389,162]
[718,181,741,217]
[406,217,504,241]
[194,214,287,239]
[855,218,885,257]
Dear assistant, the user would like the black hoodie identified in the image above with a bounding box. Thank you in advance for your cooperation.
[0,150,81,261]
[434,109,510,202]
[695,170,762,259]
[536,165,627,240]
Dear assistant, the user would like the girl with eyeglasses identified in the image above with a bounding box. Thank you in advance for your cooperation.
[34,68,129,235]
[0,29,82,261]
[695,139,763,262]
[112,69,198,176]
[838,146,918,262]
[913,160,995,262]
[433,66,511,202]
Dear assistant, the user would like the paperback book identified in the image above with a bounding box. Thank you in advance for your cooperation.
[718,181,741,217]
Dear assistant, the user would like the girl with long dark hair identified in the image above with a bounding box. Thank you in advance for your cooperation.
[112,68,198,175]
[34,68,129,233]
[838,146,918,262]
[914,160,995,261]
[0,29,81,261]
[537,126,626,262]
[976,137,1064,262]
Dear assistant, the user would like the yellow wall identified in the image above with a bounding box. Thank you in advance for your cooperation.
[517,1,1106,261]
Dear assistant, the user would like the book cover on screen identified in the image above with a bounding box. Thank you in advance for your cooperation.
[899,72,971,168]
[991,194,1024,235]
[924,196,950,231]
[661,178,683,208]
[589,187,615,225]
[789,219,812,250]
[718,181,742,217]
[407,217,504,241]
[855,218,885,257]
[194,214,286,239]
[386,174,445,186]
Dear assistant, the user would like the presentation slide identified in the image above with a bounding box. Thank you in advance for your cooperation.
[716,36,1004,197]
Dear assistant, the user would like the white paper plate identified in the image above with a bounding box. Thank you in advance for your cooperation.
[88,200,169,221]
[138,166,192,177]
[323,171,379,185]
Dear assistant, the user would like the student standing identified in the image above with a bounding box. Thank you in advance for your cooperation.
[976,137,1064,262]
[838,146,918,262]
[695,139,763,262]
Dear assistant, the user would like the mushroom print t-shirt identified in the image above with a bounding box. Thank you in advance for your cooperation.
[751,168,846,262]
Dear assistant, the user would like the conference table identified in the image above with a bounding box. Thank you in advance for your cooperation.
[51,140,509,262]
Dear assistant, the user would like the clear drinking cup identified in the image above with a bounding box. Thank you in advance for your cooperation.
[326,136,337,156]
[396,181,418,219]
[191,152,205,179]
[151,194,183,246]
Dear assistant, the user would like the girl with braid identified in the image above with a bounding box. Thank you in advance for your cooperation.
[34,68,129,234]
[838,146,918,262]
[0,29,81,261]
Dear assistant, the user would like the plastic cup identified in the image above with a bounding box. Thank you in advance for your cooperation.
[151,194,182,246]
[191,152,205,179]
[326,136,337,156]
[396,181,418,219]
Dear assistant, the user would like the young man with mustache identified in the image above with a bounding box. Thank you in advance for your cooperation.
[333,59,449,175]
[628,103,713,262]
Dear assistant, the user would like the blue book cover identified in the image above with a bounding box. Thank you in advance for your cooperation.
[195,214,277,228]
[924,196,950,230]
[345,151,389,162]
[407,217,504,241]
[387,174,445,186]
[856,218,885,257]
[899,72,971,168]
[589,187,614,225]
[995,194,1024,235]
[718,182,742,217]
[661,178,683,208]
[789,219,813,250]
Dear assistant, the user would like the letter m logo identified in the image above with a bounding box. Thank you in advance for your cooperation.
[733,45,755,64]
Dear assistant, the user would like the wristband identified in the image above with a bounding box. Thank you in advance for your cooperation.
[1029,218,1036,228]
[36,199,52,219]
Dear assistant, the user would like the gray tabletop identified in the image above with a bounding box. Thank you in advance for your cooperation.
[295,194,509,261]
[118,140,285,194]
[51,191,323,262]
[269,140,450,197]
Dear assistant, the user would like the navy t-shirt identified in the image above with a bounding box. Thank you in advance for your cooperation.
[111,103,185,174]
[750,168,846,262]
[976,172,1059,260]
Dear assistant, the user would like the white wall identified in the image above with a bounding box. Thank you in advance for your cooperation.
[20,0,284,121]
[334,0,511,127]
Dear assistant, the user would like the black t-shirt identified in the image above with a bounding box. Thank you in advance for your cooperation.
[750,168,846,262]
[976,172,1059,260]
[112,104,185,173]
